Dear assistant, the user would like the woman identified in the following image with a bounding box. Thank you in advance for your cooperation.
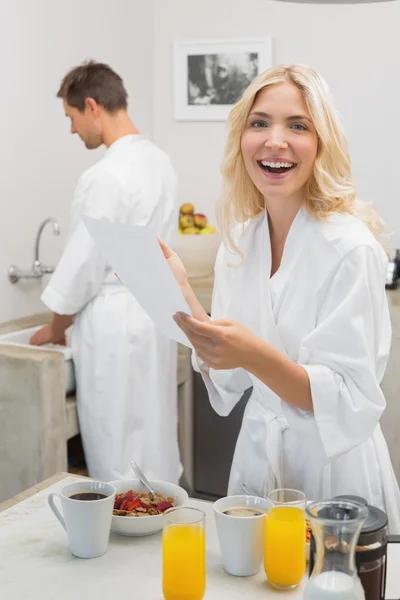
[161,64,400,531]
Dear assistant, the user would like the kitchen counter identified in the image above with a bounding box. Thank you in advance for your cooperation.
[0,310,52,335]
[1,472,303,599]
[1,473,400,599]
[0,339,67,501]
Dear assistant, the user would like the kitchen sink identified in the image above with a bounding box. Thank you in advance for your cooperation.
[0,326,75,395]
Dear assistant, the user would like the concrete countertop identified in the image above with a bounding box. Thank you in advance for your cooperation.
[0,311,51,335]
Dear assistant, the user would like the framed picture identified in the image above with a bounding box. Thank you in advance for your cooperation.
[173,38,273,121]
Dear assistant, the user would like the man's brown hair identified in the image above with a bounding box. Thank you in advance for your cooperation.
[57,60,128,112]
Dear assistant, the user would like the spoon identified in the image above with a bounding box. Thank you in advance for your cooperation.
[241,483,258,496]
[130,460,156,501]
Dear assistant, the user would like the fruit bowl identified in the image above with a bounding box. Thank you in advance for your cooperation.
[175,231,221,278]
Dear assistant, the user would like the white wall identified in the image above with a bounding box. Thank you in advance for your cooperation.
[2,0,400,323]
[0,0,154,322]
[153,0,400,244]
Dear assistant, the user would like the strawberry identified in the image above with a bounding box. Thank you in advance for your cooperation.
[123,490,135,502]
[120,490,136,510]
[125,499,142,512]
[156,501,173,512]
[114,494,124,509]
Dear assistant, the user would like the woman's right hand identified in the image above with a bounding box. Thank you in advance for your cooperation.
[158,237,188,289]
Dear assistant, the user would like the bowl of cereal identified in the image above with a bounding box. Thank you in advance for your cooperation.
[109,479,189,536]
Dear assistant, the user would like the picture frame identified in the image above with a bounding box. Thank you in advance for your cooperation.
[173,38,273,121]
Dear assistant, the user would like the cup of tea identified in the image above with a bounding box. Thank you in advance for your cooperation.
[214,495,268,576]
[48,480,116,559]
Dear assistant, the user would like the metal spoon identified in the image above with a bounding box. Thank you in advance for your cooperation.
[241,482,258,496]
[130,460,156,501]
[241,483,273,510]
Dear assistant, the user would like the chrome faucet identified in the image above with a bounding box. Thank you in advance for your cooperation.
[8,218,60,283]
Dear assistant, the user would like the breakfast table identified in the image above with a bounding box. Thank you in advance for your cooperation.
[1,472,399,599]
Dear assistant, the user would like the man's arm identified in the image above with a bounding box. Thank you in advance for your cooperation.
[30,313,74,346]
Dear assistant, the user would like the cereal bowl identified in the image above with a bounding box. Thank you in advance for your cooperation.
[109,479,189,536]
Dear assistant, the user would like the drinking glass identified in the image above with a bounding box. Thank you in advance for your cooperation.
[162,506,206,600]
[264,488,307,589]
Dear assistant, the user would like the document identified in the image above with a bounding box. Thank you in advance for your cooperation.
[82,216,193,348]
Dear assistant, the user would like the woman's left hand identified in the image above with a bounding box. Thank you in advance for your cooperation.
[173,312,259,370]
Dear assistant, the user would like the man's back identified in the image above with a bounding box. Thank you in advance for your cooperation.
[34,61,182,483]
[70,134,179,249]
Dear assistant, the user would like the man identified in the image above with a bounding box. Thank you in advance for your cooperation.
[30,60,182,483]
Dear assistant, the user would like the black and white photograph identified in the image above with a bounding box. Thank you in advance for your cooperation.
[187,52,258,106]
[174,39,273,121]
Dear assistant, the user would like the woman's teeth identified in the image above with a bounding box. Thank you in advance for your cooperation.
[258,160,295,174]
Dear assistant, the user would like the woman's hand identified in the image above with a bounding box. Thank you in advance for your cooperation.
[173,312,259,370]
[174,311,313,410]
[158,238,188,288]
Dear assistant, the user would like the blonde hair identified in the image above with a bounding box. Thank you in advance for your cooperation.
[217,64,384,252]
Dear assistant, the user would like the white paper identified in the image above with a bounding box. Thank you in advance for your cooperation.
[82,216,192,348]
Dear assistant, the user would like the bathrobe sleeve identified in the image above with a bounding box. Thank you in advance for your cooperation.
[191,244,253,416]
[282,244,391,461]
[41,172,124,315]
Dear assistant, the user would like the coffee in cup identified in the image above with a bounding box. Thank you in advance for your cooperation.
[48,480,116,559]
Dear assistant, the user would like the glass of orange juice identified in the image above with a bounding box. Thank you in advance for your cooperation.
[162,506,206,600]
[264,488,306,590]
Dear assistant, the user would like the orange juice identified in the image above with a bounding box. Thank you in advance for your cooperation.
[264,506,306,588]
[162,524,206,600]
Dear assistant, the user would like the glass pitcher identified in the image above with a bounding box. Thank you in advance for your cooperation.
[304,499,368,600]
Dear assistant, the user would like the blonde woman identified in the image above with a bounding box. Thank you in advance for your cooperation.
[160,65,400,531]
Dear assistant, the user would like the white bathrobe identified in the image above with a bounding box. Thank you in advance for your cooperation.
[194,206,400,532]
[41,134,182,483]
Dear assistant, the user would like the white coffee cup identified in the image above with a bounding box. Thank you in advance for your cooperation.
[214,494,268,577]
[48,480,116,559]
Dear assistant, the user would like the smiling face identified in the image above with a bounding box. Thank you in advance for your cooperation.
[240,82,319,207]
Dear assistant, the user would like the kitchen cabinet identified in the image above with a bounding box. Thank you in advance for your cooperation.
[193,371,252,500]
